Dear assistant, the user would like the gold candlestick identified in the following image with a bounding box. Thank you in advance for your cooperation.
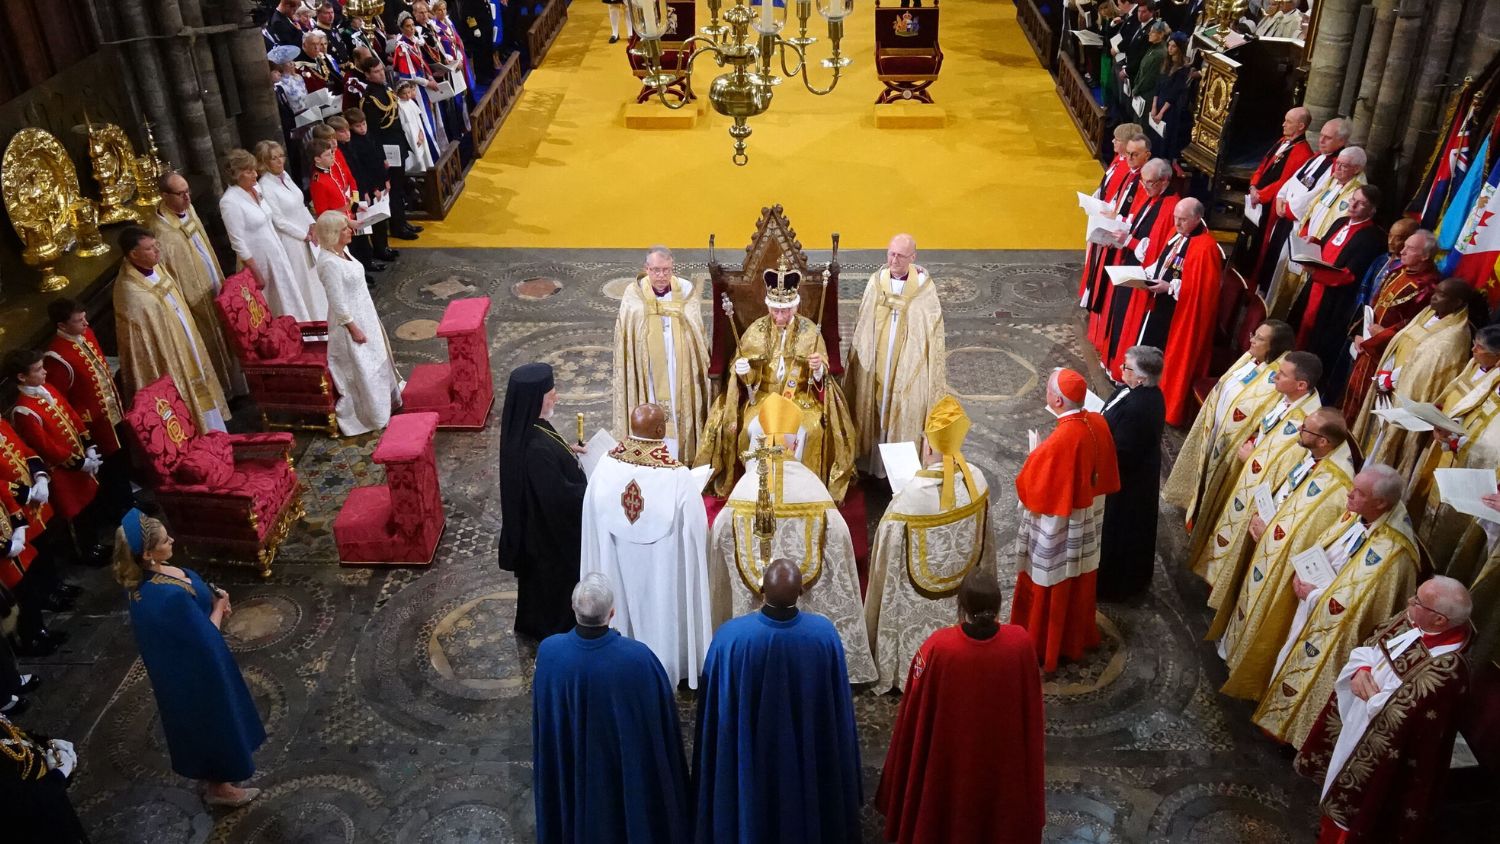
[576,412,585,445]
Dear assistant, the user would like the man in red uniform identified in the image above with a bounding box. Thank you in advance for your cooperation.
[1132,198,1224,426]
[0,419,66,656]
[3,350,100,554]
[1341,227,1440,422]
[877,569,1045,844]
[1010,369,1120,672]
[1239,107,1314,272]
[43,299,134,555]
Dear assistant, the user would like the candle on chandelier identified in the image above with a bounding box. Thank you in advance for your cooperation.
[761,0,774,29]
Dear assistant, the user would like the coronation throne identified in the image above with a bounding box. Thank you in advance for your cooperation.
[874,1,943,104]
[706,205,843,383]
[124,375,304,578]
[214,268,340,435]
[626,1,697,103]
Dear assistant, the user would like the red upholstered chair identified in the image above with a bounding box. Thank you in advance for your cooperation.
[625,1,697,103]
[874,1,944,104]
[214,268,340,435]
[333,411,445,565]
[124,375,304,577]
[400,297,495,429]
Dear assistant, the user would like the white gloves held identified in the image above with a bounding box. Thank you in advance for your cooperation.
[28,475,49,507]
[44,739,77,778]
[82,446,102,476]
[734,357,751,378]
[7,525,26,558]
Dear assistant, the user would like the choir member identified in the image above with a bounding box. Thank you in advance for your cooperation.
[1271,146,1368,316]
[1099,345,1165,601]
[1135,198,1224,426]
[1097,157,1178,377]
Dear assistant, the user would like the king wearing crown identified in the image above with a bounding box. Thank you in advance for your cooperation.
[695,262,859,503]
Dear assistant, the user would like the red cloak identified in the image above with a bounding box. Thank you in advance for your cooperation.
[1103,193,1182,377]
[1079,169,1145,320]
[1248,136,1314,209]
[876,625,1046,844]
[1159,231,1226,426]
[10,386,98,521]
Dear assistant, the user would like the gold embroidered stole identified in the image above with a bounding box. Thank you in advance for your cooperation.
[887,470,989,598]
[872,269,920,422]
[638,277,688,421]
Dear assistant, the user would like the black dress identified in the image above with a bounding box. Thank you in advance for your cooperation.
[1098,384,1165,601]
[499,420,587,641]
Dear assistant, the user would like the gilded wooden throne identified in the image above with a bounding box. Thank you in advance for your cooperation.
[706,205,843,382]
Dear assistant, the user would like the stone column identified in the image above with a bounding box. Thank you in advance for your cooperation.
[1397,0,1464,197]
[220,0,282,151]
[1350,0,1397,146]
[1365,1,1427,167]
[1303,0,1363,124]
[153,0,221,182]
[99,0,188,171]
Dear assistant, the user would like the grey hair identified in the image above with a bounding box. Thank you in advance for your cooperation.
[314,209,351,250]
[645,245,673,263]
[1047,369,1083,411]
[1362,463,1405,505]
[1409,229,1438,259]
[1338,146,1367,168]
[1475,325,1500,354]
[302,29,328,45]
[1142,158,1172,180]
[1125,345,1163,384]
[1325,118,1353,141]
[1147,20,1171,37]
[1423,575,1473,625]
[571,572,614,626]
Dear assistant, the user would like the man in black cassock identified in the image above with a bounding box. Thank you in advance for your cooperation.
[498,363,587,642]
[1098,344,1166,601]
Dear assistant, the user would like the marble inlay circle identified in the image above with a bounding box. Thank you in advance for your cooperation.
[537,344,613,402]
[945,346,1039,400]
[223,594,303,652]
[245,801,357,843]
[513,277,563,299]
[602,276,639,300]
[429,591,526,691]
[396,318,440,341]
[416,803,517,842]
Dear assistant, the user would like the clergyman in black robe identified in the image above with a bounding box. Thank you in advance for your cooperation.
[1098,345,1166,601]
[497,363,588,642]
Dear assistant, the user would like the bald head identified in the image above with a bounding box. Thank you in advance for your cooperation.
[888,234,917,277]
[1284,107,1311,137]
[629,403,667,439]
[1414,576,1473,629]
[762,559,804,608]
[1301,407,1348,457]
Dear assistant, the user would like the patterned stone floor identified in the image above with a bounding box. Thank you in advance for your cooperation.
[19,247,1323,843]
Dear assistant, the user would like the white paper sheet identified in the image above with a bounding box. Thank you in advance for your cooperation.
[444,62,468,94]
[1085,390,1104,414]
[1289,236,1338,270]
[1071,29,1104,46]
[879,442,922,495]
[352,195,391,230]
[580,429,618,478]
[1027,429,1040,453]
[1148,116,1166,138]
[383,144,402,168]
[1371,407,1434,432]
[1105,265,1152,288]
[1109,32,1124,53]
[1077,191,1109,216]
[1253,482,1277,524]
[1291,545,1336,589]
[1395,394,1464,432]
[1244,196,1263,227]
[430,79,459,103]
[1435,468,1500,522]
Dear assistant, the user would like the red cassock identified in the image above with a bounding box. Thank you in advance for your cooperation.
[10,387,98,521]
[1011,411,1120,671]
[1156,231,1225,426]
[43,328,124,456]
[1079,168,1144,316]
[876,625,1046,844]
[1294,217,1381,348]
[310,168,357,218]
[0,419,53,533]
[1340,263,1440,422]
[0,483,37,590]
[1248,136,1315,210]
[1100,192,1181,378]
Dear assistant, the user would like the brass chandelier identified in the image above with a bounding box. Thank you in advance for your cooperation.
[629,0,854,165]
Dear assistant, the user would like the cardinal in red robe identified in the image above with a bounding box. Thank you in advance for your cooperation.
[1010,369,1120,672]
[1125,198,1225,426]
[877,570,1045,844]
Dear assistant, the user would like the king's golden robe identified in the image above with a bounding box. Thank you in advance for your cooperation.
[1351,306,1471,472]
[611,275,711,461]
[151,204,241,394]
[112,263,231,431]
[1216,442,1356,698]
[1251,505,1422,747]
[695,314,858,502]
[843,269,947,462]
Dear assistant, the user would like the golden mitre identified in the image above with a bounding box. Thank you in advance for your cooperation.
[924,395,979,509]
[758,393,802,438]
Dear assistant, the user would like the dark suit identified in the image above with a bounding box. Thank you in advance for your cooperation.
[360,81,412,229]
[1099,383,1165,601]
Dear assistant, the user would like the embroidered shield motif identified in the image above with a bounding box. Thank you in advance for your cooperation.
[1303,641,1319,657]
[1364,549,1382,566]
[1307,481,1321,496]
[1252,567,1263,582]
[1282,682,1296,697]
[621,480,644,524]
[1273,525,1286,541]
[1216,534,1230,548]
[1283,421,1297,435]
[912,652,926,679]
[1329,597,1346,615]
[1251,459,1263,472]
[1232,408,1247,422]
[1233,498,1245,512]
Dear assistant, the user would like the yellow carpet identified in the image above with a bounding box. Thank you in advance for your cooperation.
[414,1,1101,250]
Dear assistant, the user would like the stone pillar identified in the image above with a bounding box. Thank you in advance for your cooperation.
[100,0,188,171]
[1303,0,1363,124]
[1350,0,1398,146]
[1365,2,1426,167]
[153,0,221,182]
[1397,0,1464,197]
[175,0,238,157]
[221,0,282,151]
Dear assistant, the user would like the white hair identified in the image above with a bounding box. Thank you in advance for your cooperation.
[645,245,673,263]
[1423,575,1473,625]
[1047,369,1083,411]
[314,209,351,250]
[1142,158,1172,180]
[1325,117,1353,141]
[571,573,614,626]
[1338,146,1367,168]
[1409,229,1438,259]
[1361,463,1405,505]
[302,30,328,45]
[1125,345,1163,384]
[890,233,917,252]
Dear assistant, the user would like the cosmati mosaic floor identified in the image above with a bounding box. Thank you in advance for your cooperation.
[20,247,1325,843]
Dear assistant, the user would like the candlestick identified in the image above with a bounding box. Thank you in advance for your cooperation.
[576,412,585,445]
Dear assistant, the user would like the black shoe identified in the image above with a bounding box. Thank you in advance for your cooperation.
[377,248,400,261]
[57,583,83,599]
[0,695,28,716]
[609,35,619,43]
[406,223,424,233]
[18,674,40,694]
[369,261,388,272]
[391,228,419,241]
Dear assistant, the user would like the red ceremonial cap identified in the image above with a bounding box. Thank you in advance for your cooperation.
[1055,369,1087,403]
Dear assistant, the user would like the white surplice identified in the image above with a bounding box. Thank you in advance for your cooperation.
[580,439,712,688]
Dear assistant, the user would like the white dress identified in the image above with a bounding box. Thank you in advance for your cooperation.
[219,183,326,322]
[257,172,328,320]
[398,98,436,173]
[315,248,402,435]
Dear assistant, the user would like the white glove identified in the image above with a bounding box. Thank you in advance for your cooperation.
[7,525,26,558]
[82,455,102,476]
[28,475,48,506]
[1132,238,1149,263]
[45,739,77,778]
[734,358,751,378]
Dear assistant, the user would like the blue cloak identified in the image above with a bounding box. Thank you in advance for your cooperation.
[692,611,862,844]
[127,568,265,782]
[532,628,691,844]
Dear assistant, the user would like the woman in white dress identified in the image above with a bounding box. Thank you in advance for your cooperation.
[253,140,327,320]
[313,211,403,436]
[218,148,325,322]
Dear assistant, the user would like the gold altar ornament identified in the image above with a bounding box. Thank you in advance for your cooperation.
[344,0,386,37]
[629,0,855,165]
[81,118,145,225]
[2,128,109,293]
[132,121,168,213]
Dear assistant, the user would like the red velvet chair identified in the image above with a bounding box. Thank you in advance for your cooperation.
[123,375,304,578]
[400,297,495,429]
[333,411,445,565]
[214,268,340,435]
[874,1,944,104]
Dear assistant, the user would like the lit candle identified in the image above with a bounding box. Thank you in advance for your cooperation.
[761,0,773,29]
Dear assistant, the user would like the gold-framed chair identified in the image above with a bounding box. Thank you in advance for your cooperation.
[874,1,943,104]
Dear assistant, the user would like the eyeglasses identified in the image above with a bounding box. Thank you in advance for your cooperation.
[645,266,674,275]
[164,188,190,197]
[1298,424,1327,438]
[1121,364,1136,372]
[1407,594,1444,616]
[888,252,914,261]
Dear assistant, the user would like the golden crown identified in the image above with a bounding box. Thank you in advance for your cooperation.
[763,259,802,309]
